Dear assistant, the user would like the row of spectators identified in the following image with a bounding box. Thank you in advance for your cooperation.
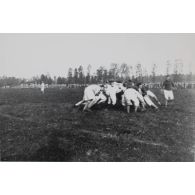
[1,82,195,89]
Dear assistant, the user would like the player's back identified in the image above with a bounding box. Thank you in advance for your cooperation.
[86,84,101,94]
[124,88,137,97]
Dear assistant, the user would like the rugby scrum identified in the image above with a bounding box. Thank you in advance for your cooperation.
[75,75,175,113]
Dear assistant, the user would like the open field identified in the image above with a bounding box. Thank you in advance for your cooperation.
[0,87,195,161]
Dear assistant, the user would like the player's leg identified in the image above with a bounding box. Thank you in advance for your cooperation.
[169,90,174,105]
[107,96,111,104]
[121,94,126,107]
[164,90,168,107]
[137,94,146,111]
[133,98,140,112]
[83,101,91,111]
[125,97,132,113]
[88,97,99,109]
[144,96,158,109]
[97,93,107,104]
[110,92,117,105]
[83,89,96,111]
[75,100,85,107]
[147,90,161,105]
[127,105,130,113]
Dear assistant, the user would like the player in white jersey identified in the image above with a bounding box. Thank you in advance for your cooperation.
[146,90,161,105]
[104,83,118,105]
[75,84,106,112]
[137,83,160,110]
[41,82,45,94]
[104,81,126,106]
[122,88,146,113]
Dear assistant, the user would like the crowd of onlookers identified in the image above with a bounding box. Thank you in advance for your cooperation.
[1,81,195,89]
[147,82,195,89]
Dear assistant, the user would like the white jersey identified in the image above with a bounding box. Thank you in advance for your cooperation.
[87,84,101,95]
[41,83,45,91]
[83,85,101,101]
[124,88,139,99]
[123,88,145,106]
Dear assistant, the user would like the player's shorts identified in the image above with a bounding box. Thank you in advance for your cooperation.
[123,89,140,107]
[164,90,174,100]
[123,96,139,107]
[124,97,133,106]
[132,98,140,107]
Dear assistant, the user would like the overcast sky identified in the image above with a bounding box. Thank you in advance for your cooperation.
[0,33,194,78]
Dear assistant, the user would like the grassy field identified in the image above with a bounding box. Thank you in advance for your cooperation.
[0,87,195,161]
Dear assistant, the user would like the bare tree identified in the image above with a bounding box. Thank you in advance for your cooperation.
[166,60,171,75]
[96,66,104,83]
[143,67,149,83]
[67,67,73,84]
[135,63,143,81]
[151,64,157,83]
[120,63,130,79]
[129,65,133,79]
[173,59,180,82]
[78,65,84,84]
[110,63,119,79]
[87,64,92,76]
[74,68,79,83]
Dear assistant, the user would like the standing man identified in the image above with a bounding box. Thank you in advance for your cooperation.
[162,75,175,107]
[41,81,45,94]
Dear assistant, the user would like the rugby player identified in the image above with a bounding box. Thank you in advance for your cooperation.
[162,75,175,107]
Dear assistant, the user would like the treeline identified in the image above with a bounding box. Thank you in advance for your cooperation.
[0,76,26,87]
[65,63,195,84]
[0,63,195,87]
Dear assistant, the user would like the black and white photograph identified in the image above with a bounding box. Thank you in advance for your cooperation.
[1,1,195,195]
[1,33,194,162]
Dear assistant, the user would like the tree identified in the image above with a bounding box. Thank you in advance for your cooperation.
[103,69,108,82]
[135,63,143,82]
[143,68,149,83]
[74,68,79,83]
[96,66,104,83]
[129,65,133,79]
[53,76,57,84]
[40,74,47,83]
[109,63,119,80]
[173,59,181,82]
[87,64,92,76]
[47,77,53,85]
[67,68,73,84]
[120,63,130,79]
[0,76,22,87]
[85,64,92,84]
[166,60,171,75]
[78,65,84,84]
[151,64,157,83]
[57,77,62,84]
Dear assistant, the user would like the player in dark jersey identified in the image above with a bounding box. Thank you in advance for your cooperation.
[162,75,175,107]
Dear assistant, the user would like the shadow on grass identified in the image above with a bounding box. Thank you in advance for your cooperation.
[29,131,75,162]
[2,130,75,162]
